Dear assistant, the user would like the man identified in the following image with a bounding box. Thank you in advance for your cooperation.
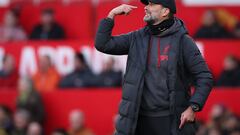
[11,109,30,135]
[0,54,18,89]
[52,128,68,135]
[30,8,65,40]
[32,55,60,92]
[95,0,213,135]
[17,77,45,124]
[97,57,122,87]
[194,9,232,39]
[59,52,96,88]
[68,110,94,135]
[27,122,42,135]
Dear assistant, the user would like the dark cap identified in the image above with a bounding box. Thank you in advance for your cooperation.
[141,0,176,14]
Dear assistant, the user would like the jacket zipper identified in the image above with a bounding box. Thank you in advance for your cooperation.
[157,38,161,68]
[147,36,153,66]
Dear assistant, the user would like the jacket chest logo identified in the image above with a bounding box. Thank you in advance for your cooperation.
[159,45,170,61]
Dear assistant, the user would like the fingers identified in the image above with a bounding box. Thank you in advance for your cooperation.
[108,4,137,18]
[117,4,137,15]
[122,5,137,15]
[128,5,138,9]
[179,113,196,129]
[179,114,186,129]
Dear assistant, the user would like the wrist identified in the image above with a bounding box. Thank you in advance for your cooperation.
[190,103,200,112]
[107,12,115,19]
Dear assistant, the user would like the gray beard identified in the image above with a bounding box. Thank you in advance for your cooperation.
[143,14,156,25]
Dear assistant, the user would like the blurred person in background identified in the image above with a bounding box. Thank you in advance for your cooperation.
[52,128,68,135]
[27,122,43,135]
[96,57,122,87]
[68,110,94,135]
[11,109,30,135]
[216,55,240,87]
[0,105,13,134]
[0,9,27,42]
[205,104,238,135]
[194,9,232,39]
[222,115,240,135]
[195,121,208,135]
[32,55,60,92]
[230,129,240,135]
[30,8,65,40]
[207,128,222,135]
[0,54,18,89]
[207,104,228,132]
[233,23,240,39]
[59,52,95,88]
[16,77,45,124]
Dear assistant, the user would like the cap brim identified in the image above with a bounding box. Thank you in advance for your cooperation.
[140,0,148,5]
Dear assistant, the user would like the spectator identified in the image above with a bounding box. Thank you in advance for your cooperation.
[204,103,238,135]
[97,57,122,87]
[27,122,42,135]
[16,77,45,124]
[222,115,240,135]
[11,109,30,135]
[216,55,240,87]
[215,9,239,32]
[0,105,13,134]
[30,8,65,40]
[195,121,208,135]
[68,110,94,135]
[59,53,95,88]
[194,9,232,39]
[208,104,228,130]
[230,129,240,135]
[32,55,60,92]
[207,128,222,135]
[233,23,240,39]
[0,54,18,89]
[0,9,27,42]
[52,128,68,135]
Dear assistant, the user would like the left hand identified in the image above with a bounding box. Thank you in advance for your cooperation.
[179,106,195,129]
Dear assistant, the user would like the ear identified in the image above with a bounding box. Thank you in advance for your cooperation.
[162,8,170,17]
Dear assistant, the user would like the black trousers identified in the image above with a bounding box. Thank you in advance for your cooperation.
[135,114,197,135]
[135,115,172,135]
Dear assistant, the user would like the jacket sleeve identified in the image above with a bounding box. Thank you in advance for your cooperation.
[94,18,132,55]
[182,35,213,111]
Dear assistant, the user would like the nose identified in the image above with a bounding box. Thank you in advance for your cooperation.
[144,5,148,11]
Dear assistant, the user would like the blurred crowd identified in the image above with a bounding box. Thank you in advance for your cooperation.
[0,103,95,135]
[194,9,240,39]
[0,8,65,42]
[195,104,240,135]
[0,7,240,42]
[1,52,240,92]
[1,101,240,135]
[0,51,123,91]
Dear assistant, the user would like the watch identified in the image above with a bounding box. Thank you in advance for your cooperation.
[190,103,200,112]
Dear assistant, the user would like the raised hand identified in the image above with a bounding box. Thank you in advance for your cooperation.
[107,4,137,19]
